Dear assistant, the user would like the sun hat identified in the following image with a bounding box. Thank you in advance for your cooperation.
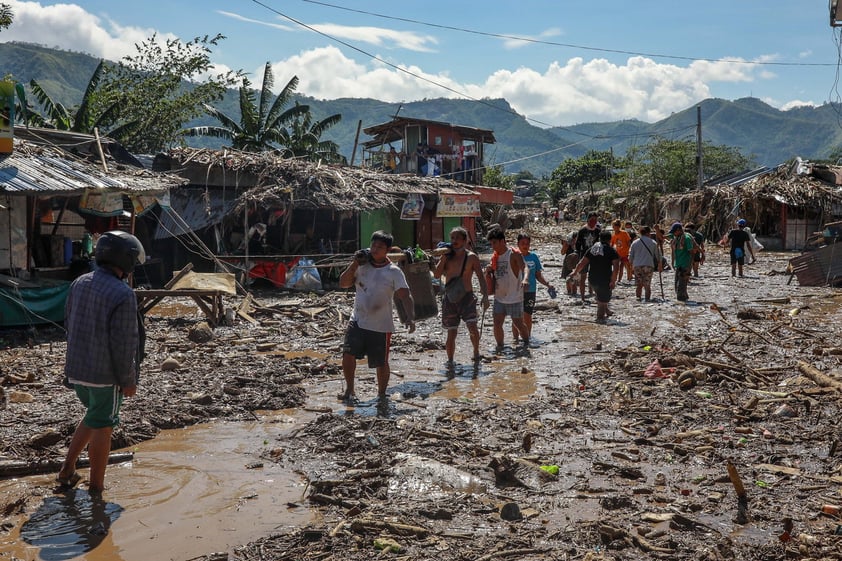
[669,222,683,234]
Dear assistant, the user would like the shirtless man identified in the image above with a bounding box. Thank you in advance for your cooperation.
[434,227,490,364]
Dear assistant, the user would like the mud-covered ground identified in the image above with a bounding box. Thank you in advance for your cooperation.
[3,226,842,560]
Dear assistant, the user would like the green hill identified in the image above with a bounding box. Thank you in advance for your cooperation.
[4,41,841,176]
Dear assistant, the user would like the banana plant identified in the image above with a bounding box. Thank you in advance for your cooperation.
[184,62,309,152]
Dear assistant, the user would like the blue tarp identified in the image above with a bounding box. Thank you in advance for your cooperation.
[0,279,69,326]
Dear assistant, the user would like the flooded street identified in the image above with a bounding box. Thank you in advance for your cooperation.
[3,249,842,560]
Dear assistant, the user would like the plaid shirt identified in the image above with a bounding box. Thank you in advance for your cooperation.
[64,268,139,387]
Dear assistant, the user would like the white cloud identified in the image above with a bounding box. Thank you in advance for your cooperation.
[262,48,769,126]
[501,27,562,50]
[217,10,437,53]
[4,0,173,61]
[779,99,818,110]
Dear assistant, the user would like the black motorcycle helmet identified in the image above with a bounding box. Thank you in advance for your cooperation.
[95,231,146,276]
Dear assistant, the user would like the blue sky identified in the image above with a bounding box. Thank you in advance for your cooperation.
[2,0,841,127]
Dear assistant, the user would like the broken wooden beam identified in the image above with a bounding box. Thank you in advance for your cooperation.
[0,452,134,478]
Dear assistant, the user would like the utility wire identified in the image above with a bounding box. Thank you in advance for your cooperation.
[299,0,836,68]
[249,0,707,144]
[249,0,639,140]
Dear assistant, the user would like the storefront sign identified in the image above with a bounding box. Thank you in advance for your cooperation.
[436,192,480,217]
[79,189,125,216]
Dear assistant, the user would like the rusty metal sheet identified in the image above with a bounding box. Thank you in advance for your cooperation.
[790,243,842,286]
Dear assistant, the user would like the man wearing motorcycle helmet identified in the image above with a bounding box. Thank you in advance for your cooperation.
[56,230,146,495]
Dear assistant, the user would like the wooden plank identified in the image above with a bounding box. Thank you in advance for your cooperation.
[0,452,134,478]
[165,263,194,289]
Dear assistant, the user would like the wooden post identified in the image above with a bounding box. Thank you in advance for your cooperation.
[93,127,109,173]
[350,119,362,166]
[726,459,749,524]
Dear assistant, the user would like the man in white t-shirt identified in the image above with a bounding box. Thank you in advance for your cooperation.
[338,230,415,403]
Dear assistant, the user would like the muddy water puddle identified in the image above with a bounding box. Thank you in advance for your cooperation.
[0,417,313,561]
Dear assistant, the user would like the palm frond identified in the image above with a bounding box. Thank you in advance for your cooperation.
[73,60,106,132]
[263,75,299,130]
[201,102,242,133]
[256,62,274,130]
[29,79,72,129]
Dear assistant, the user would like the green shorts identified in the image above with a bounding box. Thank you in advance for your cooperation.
[74,384,123,429]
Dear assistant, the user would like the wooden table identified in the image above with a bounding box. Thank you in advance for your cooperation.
[135,289,225,326]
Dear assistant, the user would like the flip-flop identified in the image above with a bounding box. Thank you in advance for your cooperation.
[55,472,82,491]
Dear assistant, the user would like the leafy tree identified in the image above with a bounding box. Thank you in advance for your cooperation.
[0,4,12,31]
[184,62,309,152]
[547,149,613,198]
[623,137,754,193]
[482,164,515,189]
[97,33,243,153]
[276,101,345,163]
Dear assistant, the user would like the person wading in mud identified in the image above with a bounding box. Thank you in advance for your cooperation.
[628,225,661,302]
[719,218,754,278]
[434,226,489,366]
[57,231,146,496]
[485,227,528,353]
[338,230,415,404]
[668,222,701,301]
[569,230,620,324]
[512,232,555,347]
[575,212,601,302]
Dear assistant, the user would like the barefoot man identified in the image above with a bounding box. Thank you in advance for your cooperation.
[435,227,489,365]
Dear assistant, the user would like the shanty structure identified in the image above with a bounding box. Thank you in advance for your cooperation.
[660,159,842,251]
[0,131,184,325]
[152,148,512,286]
[361,116,496,185]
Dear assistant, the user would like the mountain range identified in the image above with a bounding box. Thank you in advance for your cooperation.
[4,41,842,177]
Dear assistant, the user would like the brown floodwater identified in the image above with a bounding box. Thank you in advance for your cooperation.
[0,415,314,561]
[0,251,833,559]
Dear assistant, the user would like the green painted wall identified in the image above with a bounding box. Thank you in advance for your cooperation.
[359,208,392,248]
[442,217,461,239]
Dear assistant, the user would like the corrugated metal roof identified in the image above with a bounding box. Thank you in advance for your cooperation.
[0,141,185,195]
[0,153,126,193]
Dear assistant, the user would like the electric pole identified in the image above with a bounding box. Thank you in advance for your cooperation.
[696,105,704,190]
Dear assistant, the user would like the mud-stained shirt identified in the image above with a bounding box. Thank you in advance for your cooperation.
[350,262,409,333]
[493,249,524,305]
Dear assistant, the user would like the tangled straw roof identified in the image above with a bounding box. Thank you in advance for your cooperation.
[164,147,477,216]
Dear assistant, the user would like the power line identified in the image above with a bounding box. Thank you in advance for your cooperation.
[248,0,701,146]
[299,0,836,68]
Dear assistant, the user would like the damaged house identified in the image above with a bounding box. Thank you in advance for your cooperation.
[0,129,183,325]
[152,147,512,288]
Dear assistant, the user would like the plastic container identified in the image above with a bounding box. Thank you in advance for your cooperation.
[63,237,73,264]
[822,504,841,516]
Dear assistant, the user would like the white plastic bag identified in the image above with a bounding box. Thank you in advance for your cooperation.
[285,258,322,291]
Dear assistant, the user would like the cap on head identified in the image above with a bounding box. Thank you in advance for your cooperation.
[95,230,146,276]
[669,222,683,234]
[737,219,747,227]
